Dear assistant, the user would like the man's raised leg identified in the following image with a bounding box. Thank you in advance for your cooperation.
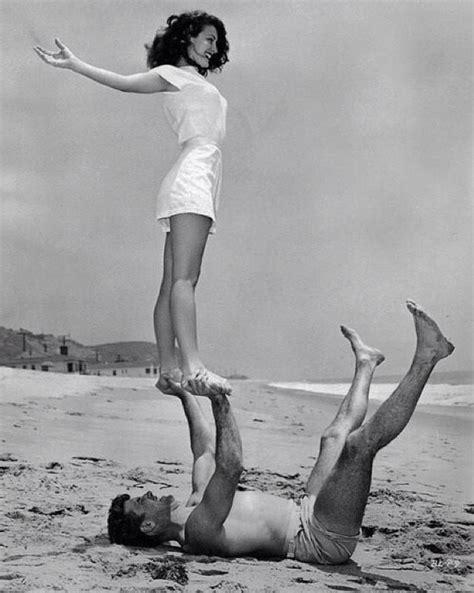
[312,301,454,537]
[306,326,384,496]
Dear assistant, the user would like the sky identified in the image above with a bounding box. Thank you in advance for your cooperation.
[1,0,472,381]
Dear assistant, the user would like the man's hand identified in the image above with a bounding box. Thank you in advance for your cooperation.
[34,38,77,69]
[167,379,190,398]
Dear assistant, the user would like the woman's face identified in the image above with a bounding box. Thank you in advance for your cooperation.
[187,25,218,69]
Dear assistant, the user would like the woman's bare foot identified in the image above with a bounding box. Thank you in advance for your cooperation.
[156,368,182,395]
[165,379,193,399]
[182,368,232,397]
[340,325,385,367]
[406,300,455,363]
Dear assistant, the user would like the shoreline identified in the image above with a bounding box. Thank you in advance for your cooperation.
[2,367,472,411]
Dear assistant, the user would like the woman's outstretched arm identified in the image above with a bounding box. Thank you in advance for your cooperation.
[34,38,174,94]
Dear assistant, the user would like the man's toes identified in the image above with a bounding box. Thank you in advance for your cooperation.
[340,325,350,338]
[406,299,420,315]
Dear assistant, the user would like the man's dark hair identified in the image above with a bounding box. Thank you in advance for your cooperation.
[145,11,229,76]
[108,494,157,547]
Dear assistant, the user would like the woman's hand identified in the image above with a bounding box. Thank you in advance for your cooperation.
[34,38,77,69]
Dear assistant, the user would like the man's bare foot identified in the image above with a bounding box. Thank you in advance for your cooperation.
[182,368,232,397]
[340,325,385,367]
[156,368,182,395]
[406,300,454,363]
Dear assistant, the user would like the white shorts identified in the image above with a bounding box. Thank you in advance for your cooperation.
[156,137,222,234]
[286,496,359,565]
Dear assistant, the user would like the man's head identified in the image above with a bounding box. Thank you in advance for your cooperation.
[107,491,177,547]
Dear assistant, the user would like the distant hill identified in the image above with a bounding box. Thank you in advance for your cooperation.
[0,327,96,360]
[0,327,156,364]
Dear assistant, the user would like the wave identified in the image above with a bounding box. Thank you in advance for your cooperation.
[269,382,473,407]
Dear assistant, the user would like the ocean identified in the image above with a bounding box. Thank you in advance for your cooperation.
[269,382,473,407]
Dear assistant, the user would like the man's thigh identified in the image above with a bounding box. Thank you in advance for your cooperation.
[306,424,351,497]
[293,495,359,565]
[313,431,373,536]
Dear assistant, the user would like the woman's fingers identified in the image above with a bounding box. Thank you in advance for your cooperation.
[34,48,56,65]
[55,38,72,58]
[34,47,50,63]
[34,41,71,67]
[35,46,55,57]
[34,39,70,58]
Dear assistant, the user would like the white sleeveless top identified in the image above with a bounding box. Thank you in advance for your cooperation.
[154,65,227,234]
[154,65,227,146]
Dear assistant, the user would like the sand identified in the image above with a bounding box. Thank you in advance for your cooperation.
[1,369,473,592]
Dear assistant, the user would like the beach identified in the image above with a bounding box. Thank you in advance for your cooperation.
[1,368,472,592]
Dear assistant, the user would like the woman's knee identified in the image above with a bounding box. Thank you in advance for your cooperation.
[172,273,200,291]
[171,260,202,287]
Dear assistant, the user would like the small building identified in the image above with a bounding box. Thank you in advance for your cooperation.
[0,355,89,374]
[86,361,158,377]
[40,361,55,372]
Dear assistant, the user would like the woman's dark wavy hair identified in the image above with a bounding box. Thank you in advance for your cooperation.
[108,494,158,547]
[145,11,229,76]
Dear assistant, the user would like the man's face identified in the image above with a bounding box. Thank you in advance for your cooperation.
[123,491,159,521]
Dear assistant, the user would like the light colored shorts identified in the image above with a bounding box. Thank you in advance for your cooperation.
[156,137,222,235]
[286,495,359,565]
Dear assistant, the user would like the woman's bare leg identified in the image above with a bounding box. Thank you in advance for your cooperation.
[154,233,181,393]
[169,213,231,397]
[306,326,384,496]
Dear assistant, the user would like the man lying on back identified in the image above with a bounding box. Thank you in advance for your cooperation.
[108,301,454,564]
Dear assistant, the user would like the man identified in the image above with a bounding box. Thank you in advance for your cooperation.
[108,301,454,564]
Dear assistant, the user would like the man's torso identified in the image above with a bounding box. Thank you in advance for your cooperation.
[185,491,295,558]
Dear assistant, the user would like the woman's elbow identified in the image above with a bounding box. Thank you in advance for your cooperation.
[116,76,137,93]
[118,82,133,93]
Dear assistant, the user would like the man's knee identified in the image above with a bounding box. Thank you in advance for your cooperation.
[320,423,348,448]
[342,429,373,462]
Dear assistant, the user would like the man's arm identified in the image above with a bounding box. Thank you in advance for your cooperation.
[185,393,243,552]
[169,382,216,506]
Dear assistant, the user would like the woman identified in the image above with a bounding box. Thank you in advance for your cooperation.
[35,11,231,397]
